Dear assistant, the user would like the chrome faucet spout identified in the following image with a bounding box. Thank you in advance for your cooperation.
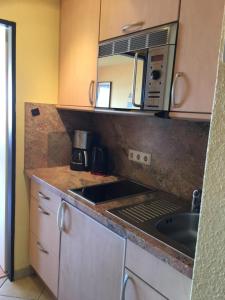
[191,189,202,213]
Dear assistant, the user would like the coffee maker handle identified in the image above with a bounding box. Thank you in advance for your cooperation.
[84,151,88,168]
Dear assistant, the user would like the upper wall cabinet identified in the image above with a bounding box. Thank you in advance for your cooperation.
[170,0,224,120]
[99,0,180,41]
[58,0,100,109]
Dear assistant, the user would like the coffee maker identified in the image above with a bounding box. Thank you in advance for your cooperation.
[70,130,93,171]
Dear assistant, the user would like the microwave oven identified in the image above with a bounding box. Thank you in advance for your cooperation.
[95,23,177,116]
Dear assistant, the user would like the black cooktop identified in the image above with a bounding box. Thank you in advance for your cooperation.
[69,180,153,205]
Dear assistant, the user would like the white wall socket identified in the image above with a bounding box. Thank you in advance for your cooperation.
[128,149,151,166]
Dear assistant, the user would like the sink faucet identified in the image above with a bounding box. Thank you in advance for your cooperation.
[191,189,202,213]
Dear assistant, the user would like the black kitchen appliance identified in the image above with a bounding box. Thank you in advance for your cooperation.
[68,180,153,205]
[70,130,93,171]
[91,146,108,175]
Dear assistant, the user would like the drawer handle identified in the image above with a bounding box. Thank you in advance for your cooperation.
[38,206,50,216]
[38,191,50,201]
[122,273,131,300]
[122,21,145,33]
[36,241,49,255]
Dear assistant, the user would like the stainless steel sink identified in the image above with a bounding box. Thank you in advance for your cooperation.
[108,192,199,258]
[155,213,199,257]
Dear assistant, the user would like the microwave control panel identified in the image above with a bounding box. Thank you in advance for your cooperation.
[144,46,170,111]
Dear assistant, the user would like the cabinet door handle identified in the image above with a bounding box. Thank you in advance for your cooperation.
[36,241,49,254]
[122,273,130,300]
[122,21,145,33]
[57,201,66,232]
[132,53,141,108]
[171,72,183,108]
[38,206,50,216]
[89,80,95,106]
[38,191,50,201]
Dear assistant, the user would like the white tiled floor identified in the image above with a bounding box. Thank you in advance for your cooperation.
[0,275,55,300]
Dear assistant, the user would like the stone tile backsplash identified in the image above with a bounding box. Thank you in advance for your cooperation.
[91,114,209,200]
[25,103,92,169]
[25,103,209,200]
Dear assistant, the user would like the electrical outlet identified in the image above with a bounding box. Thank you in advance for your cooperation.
[128,149,151,166]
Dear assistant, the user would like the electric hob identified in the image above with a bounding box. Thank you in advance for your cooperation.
[68,180,153,205]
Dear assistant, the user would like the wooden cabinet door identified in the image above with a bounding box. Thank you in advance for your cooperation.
[100,0,180,41]
[59,0,100,109]
[170,0,224,118]
[58,202,125,300]
[123,269,166,300]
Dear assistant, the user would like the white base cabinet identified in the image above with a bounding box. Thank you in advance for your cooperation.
[29,181,61,297]
[58,201,126,300]
[123,269,166,300]
[125,240,192,300]
[29,180,192,300]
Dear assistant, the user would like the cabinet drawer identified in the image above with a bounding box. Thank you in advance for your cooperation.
[124,269,166,300]
[30,198,60,257]
[126,241,191,300]
[31,180,61,214]
[29,232,59,297]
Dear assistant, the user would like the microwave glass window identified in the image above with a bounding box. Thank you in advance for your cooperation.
[97,53,146,110]
[96,82,112,108]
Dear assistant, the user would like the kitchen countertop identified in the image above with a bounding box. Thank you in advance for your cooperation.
[25,166,194,279]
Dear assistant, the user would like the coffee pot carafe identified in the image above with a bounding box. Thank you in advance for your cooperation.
[70,130,93,171]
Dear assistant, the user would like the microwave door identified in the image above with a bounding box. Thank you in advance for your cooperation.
[96,51,147,110]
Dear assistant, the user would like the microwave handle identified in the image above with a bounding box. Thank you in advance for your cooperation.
[132,52,141,107]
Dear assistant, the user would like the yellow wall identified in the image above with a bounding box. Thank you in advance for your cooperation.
[0,0,59,271]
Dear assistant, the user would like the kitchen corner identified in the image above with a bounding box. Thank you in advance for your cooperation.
[1,1,225,299]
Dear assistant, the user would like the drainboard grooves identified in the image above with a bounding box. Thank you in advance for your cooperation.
[115,199,181,224]
[131,207,154,218]
[120,211,143,223]
[123,208,140,216]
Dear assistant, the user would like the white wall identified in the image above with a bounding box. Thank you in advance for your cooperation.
[191,6,225,300]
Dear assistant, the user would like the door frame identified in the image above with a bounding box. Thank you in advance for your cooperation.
[0,18,16,281]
